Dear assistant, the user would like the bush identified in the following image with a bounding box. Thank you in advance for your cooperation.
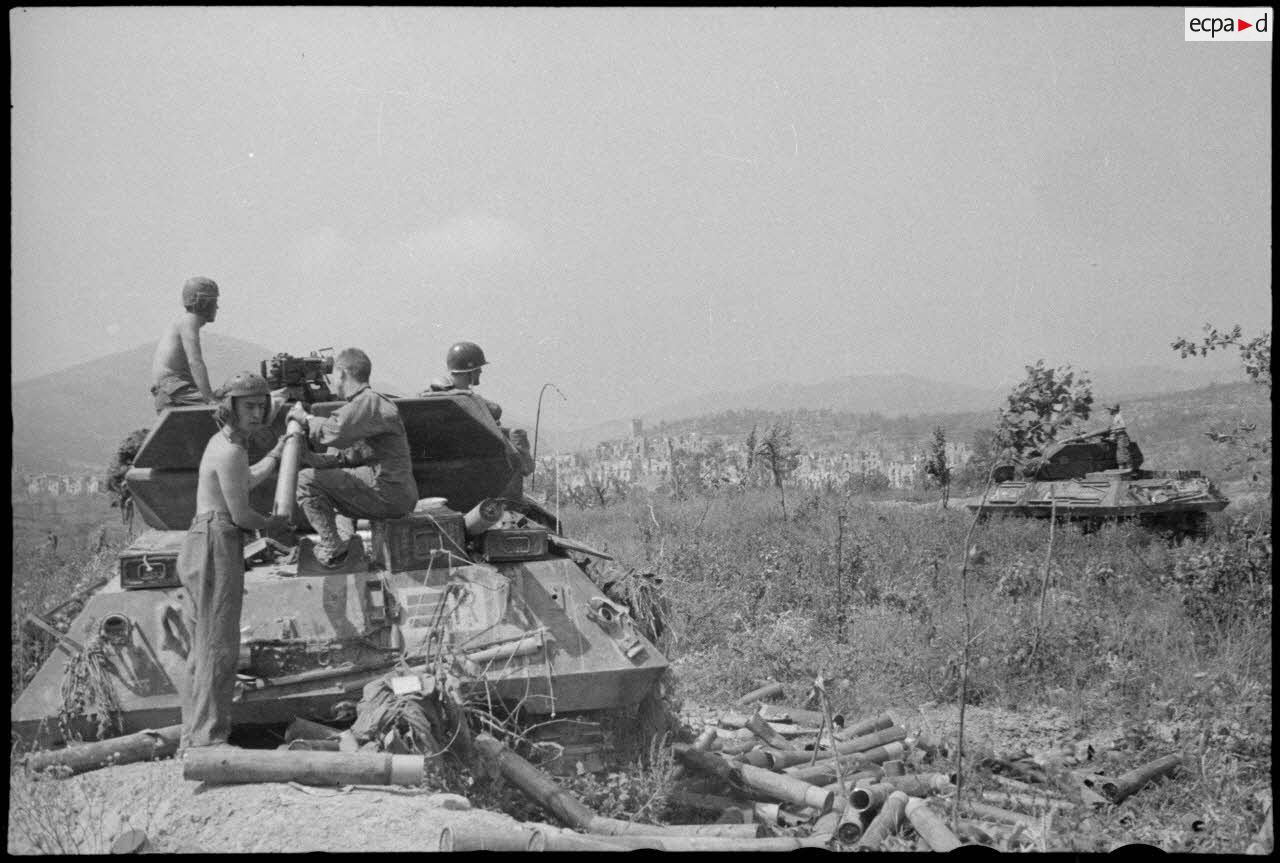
[1162,516,1272,632]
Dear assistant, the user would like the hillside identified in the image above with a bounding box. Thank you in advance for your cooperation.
[549,364,1238,450]
[632,381,1271,482]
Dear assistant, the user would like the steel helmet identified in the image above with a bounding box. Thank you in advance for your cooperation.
[216,371,271,399]
[181,276,220,306]
[446,341,488,373]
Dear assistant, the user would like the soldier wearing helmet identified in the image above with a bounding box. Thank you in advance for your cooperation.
[421,341,534,498]
[176,371,291,752]
[288,348,418,568]
[423,340,501,415]
[150,276,221,413]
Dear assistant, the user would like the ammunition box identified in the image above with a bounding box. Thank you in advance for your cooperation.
[370,511,466,573]
[119,530,186,590]
[481,528,549,562]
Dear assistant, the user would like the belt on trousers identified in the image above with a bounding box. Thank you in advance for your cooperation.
[191,511,235,526]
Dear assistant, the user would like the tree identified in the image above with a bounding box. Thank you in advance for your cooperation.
[106,428,150,534]
[994,360,1093,457]
[1173,324,1272,477]
[954,427,999,488]
[1172,324,1271,394]
[755,423,799,518]
[923,426,952,508]
[744,424,759,474]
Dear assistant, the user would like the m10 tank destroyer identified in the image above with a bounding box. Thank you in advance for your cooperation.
[968,418,1230,534]
[13,354,668,764]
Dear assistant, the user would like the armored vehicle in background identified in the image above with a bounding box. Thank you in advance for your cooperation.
[13,354,667,764]
[968,423,1229,534]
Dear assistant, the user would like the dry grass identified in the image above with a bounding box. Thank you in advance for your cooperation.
[566,483,1272,853]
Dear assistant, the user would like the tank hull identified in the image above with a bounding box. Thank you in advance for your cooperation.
[12,550,666,748]
[967,471,1230,524]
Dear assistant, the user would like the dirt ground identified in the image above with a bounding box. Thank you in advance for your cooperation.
[8,701,1124,855]
[7,756,530,854]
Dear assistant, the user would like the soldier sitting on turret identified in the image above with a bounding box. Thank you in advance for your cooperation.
[422,341,534,498]
[288,348,419,568]
[151,277,221,412]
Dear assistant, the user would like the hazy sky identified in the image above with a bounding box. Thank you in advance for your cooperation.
[10,7,1271,430]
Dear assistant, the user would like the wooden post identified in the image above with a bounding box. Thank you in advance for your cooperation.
[183,748,425,787]
[474,733,598,830]
[734,682,785,705]
[1101,754,1182,804]
[24,725,182,776]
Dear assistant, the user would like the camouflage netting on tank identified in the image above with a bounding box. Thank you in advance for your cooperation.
[591,564,671,650]
[59,637,124,743]
[107,428,151,529]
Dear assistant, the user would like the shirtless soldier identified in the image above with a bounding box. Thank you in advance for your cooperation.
[151,277,220,413]
[177,371,289,751]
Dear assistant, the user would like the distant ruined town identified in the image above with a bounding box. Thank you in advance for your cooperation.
[534,419,973,499]
[10,418,973,505]
[12,469,107,499]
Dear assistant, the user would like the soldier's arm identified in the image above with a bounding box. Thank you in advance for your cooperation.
[180,320,216,402]
[247,449,281,488]
[214,443,272,531]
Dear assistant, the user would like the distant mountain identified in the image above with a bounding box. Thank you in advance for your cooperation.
[545,373,996,450]
[1084,364,1237,401]
[549,364,1249,450]
[11,334,414,474]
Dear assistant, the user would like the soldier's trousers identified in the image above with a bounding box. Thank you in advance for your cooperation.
[176,511,245,749]
[151,372,205,414]
[296,466,416,559]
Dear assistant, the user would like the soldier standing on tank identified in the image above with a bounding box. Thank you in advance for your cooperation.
[1108,404,1132,473]
[151,277,221,413]
[177,372,289,752]
[422,341,534,497]
[288,348,418,567]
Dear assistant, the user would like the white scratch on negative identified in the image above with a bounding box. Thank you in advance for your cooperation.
[703,149,756,166]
